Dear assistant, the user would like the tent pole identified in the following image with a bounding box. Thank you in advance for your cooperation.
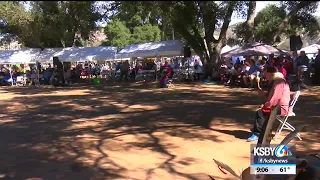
[37,62,40,86]
[9,65,13,86]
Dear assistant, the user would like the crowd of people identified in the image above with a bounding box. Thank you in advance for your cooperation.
[213,50,318,90]
[221,50,319,142]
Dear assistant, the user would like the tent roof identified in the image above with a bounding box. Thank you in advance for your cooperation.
[34,46,118,62]
[34,48,64,63]
[116,40,184,59]
[221,45,239,54]
[221,42,289,57]
[298,44,320,54]
[0,48,41,64]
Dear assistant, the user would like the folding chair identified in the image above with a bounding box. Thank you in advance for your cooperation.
[274,91,302,140]
[167,79,174,88]
[16,76,26,86]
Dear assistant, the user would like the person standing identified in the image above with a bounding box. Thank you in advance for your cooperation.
[194,58,203,81]
[314,49,320,85]
[291,51,298,72]
[296,51,310,86]
[120,60,130,81]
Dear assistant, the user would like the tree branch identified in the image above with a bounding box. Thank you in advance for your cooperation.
[218,2,236,47]
[245,1,256,43]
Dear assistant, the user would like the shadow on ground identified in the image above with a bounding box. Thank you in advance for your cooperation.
[0,82,319,179]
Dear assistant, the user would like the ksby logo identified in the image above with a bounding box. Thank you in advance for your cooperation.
[253,145,292,157]
[274,145,292,157]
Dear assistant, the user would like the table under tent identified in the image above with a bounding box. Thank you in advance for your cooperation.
[0,48,41,86]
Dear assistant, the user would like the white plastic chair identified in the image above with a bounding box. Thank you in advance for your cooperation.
[167,79,174,88]
[274,91,302,140]
[16,76,26,86]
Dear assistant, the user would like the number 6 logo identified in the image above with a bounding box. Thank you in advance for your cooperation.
[275,145,292,157]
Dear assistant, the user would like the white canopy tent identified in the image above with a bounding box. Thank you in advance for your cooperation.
[0,48,41,64]
[221,45,239,54]
[34,48,64,63]
[298,44,320,54]
[115,40,184,59]
[34,46,118,62]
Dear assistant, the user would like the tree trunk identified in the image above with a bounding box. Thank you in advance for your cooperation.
[245,1,256,43]
[273,1,317,42]
[211,2,235,64]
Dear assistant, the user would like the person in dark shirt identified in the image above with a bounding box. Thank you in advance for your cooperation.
[296,51,310,67]
[314,49,320,85]
[296,51,310,81]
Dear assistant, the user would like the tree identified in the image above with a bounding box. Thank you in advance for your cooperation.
[102,18,161,48]
[233,4,287,45]
[0,1,33,46]
[233,2,319,45]
[103,19,131,48]
[106,1,176,42]
[106,1,248,64]
[130,24,161,44]
[274,1,319,42]
[245,1,256,43]
[1,1,102,48]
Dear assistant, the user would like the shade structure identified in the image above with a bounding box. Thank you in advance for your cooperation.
[33,48,64,63]
[115,40,184,59]
[221,45,239,54]
[0,48,41,64]
[298,44,320,54]
[55,46,118,62]
[33,46,118,62]
[221,42,289,58]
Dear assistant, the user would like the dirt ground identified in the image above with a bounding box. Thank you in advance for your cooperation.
[0,82,319,180]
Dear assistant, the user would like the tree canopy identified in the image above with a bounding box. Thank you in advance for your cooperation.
[0,1,101,48]
[232,2,320,45]
[102,19,161,49]
[1,1,319,64]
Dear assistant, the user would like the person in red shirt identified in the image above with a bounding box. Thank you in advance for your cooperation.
[159,61,173,88]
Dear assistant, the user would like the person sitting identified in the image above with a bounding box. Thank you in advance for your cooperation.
[283,56,294,75]
[257,58,267,88]
[159,61,173,88]
[276,63,287,80]
[267,53,276,66]
[211,67,220,81]
[243,59,260,88]
[225,64,242,85]
[247,66,291,141]
[43,68,53,85]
